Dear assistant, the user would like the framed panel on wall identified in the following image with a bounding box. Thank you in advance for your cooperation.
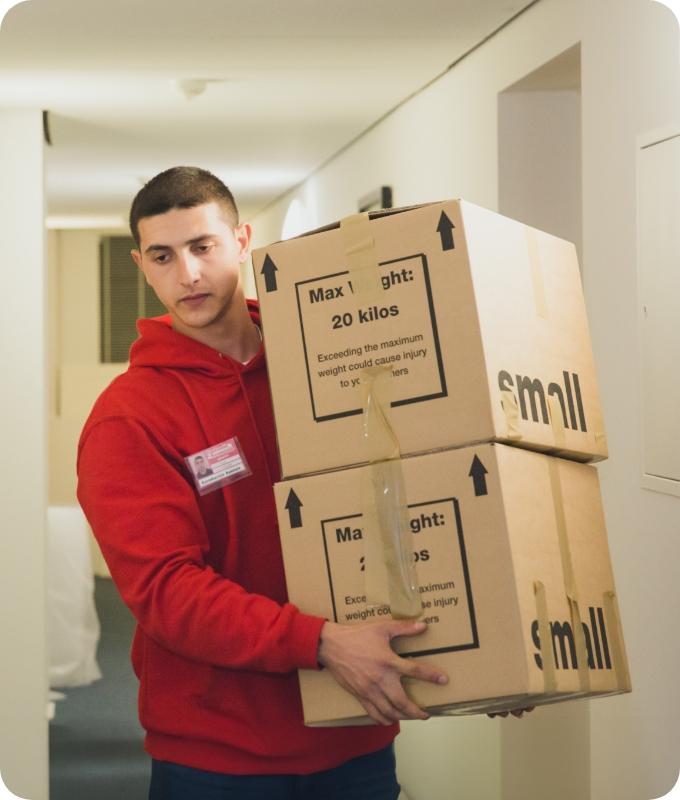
[637,124,680,498]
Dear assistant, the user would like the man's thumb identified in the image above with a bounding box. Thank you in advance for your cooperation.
[387,619,428,639]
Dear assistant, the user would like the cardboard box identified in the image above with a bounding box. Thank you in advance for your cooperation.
[253,200,607,478]
[274,443,630,725]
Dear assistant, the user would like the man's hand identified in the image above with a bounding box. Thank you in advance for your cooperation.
[317,619,448,726]
[487,706,535,719]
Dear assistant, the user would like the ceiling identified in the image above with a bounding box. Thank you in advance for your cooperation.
[0,0,537,224]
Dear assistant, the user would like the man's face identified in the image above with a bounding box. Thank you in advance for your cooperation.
[194,456,207,475]
[131,202,251,337]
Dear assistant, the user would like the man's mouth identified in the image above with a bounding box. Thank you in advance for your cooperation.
[180,293,209,307]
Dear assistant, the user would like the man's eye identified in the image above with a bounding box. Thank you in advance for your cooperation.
[194,243,213,254]
[154,254,170,264]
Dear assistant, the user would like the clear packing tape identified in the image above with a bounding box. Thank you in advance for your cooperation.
[361,368,422,619]
[340,213,422,620]
[501,390,523,441]
[533,461,629,696]
[524,225,607,453]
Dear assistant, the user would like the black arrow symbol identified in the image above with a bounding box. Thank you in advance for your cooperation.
[436,211,456,251]
[261,254,278,292]
[285,489,303,528]
[469,455,488,497]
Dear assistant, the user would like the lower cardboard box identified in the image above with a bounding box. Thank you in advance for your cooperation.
[274,442,631,726]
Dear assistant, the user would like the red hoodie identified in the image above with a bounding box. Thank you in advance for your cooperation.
[77,303,396,775]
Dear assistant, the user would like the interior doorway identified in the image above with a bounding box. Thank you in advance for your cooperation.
[499,44,582,260]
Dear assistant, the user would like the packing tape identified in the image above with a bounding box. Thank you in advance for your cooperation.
[547,395,567,449]
[526,227,548,319]
[361,365,401,463]
[339,213,383,301]
[569,598,591,692]
[500,390,523,440]
[361,456,422,620]
[533,580,557,693]
[548,460,591,692]
[338,214,421,620]
[360,368,421,619]
[603,590,631,691]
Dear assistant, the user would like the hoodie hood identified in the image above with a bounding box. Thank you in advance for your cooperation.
[129,299,263,377]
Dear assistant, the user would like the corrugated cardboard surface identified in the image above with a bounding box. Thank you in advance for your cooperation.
[274,443,630,726]
[254,200,607,479]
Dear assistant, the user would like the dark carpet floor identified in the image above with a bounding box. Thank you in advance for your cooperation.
[49,576,149,800]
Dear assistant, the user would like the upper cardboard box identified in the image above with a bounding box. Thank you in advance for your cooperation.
[253,200,607,478]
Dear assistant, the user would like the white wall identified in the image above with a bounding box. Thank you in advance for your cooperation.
[499,88,582,255]
[249,0,582,252]
[0,110,49,800]
[250,1,680,798]
[582,2,680,798]
[398,716,500,800]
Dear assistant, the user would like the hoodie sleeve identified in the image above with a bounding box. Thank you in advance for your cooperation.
[77,415,324,674]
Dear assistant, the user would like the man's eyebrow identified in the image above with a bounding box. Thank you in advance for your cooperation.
[144,234,216,255]
[186,234,217,245]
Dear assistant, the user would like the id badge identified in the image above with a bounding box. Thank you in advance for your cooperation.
[186,437,252,496]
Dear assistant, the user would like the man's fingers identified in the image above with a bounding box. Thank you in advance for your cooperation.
[364,684,418,725]
[360,698,395,727]
[389,693,430,721]
[320,619,444,723]
[488,706,535,719]
[385,621,449,684]
[363,674,430,723]
[385,619,428,640]
[397,655,448,686]
[511,706,535,718]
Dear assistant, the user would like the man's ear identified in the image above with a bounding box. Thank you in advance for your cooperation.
[235,222,252,264]
[131,249,150,284]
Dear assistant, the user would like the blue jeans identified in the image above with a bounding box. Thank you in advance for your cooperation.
[148,745,400,799]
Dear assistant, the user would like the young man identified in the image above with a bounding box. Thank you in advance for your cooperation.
[77,166,449,799]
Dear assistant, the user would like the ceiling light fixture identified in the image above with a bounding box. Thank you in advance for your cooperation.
[173,78,228,101]
[175,79,208,101]
[0,0,31,30]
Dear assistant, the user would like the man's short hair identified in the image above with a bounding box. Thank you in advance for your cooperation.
[129,166,239,246]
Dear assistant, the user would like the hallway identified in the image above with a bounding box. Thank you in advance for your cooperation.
[49,578,148,800]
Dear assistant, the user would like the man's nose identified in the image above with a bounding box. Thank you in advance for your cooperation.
[178,252,201,285]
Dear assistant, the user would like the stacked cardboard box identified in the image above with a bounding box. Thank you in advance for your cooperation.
[253,199,630,725]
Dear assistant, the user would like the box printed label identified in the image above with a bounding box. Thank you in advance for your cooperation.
[295,255,447,421]
[320,498,479,658]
